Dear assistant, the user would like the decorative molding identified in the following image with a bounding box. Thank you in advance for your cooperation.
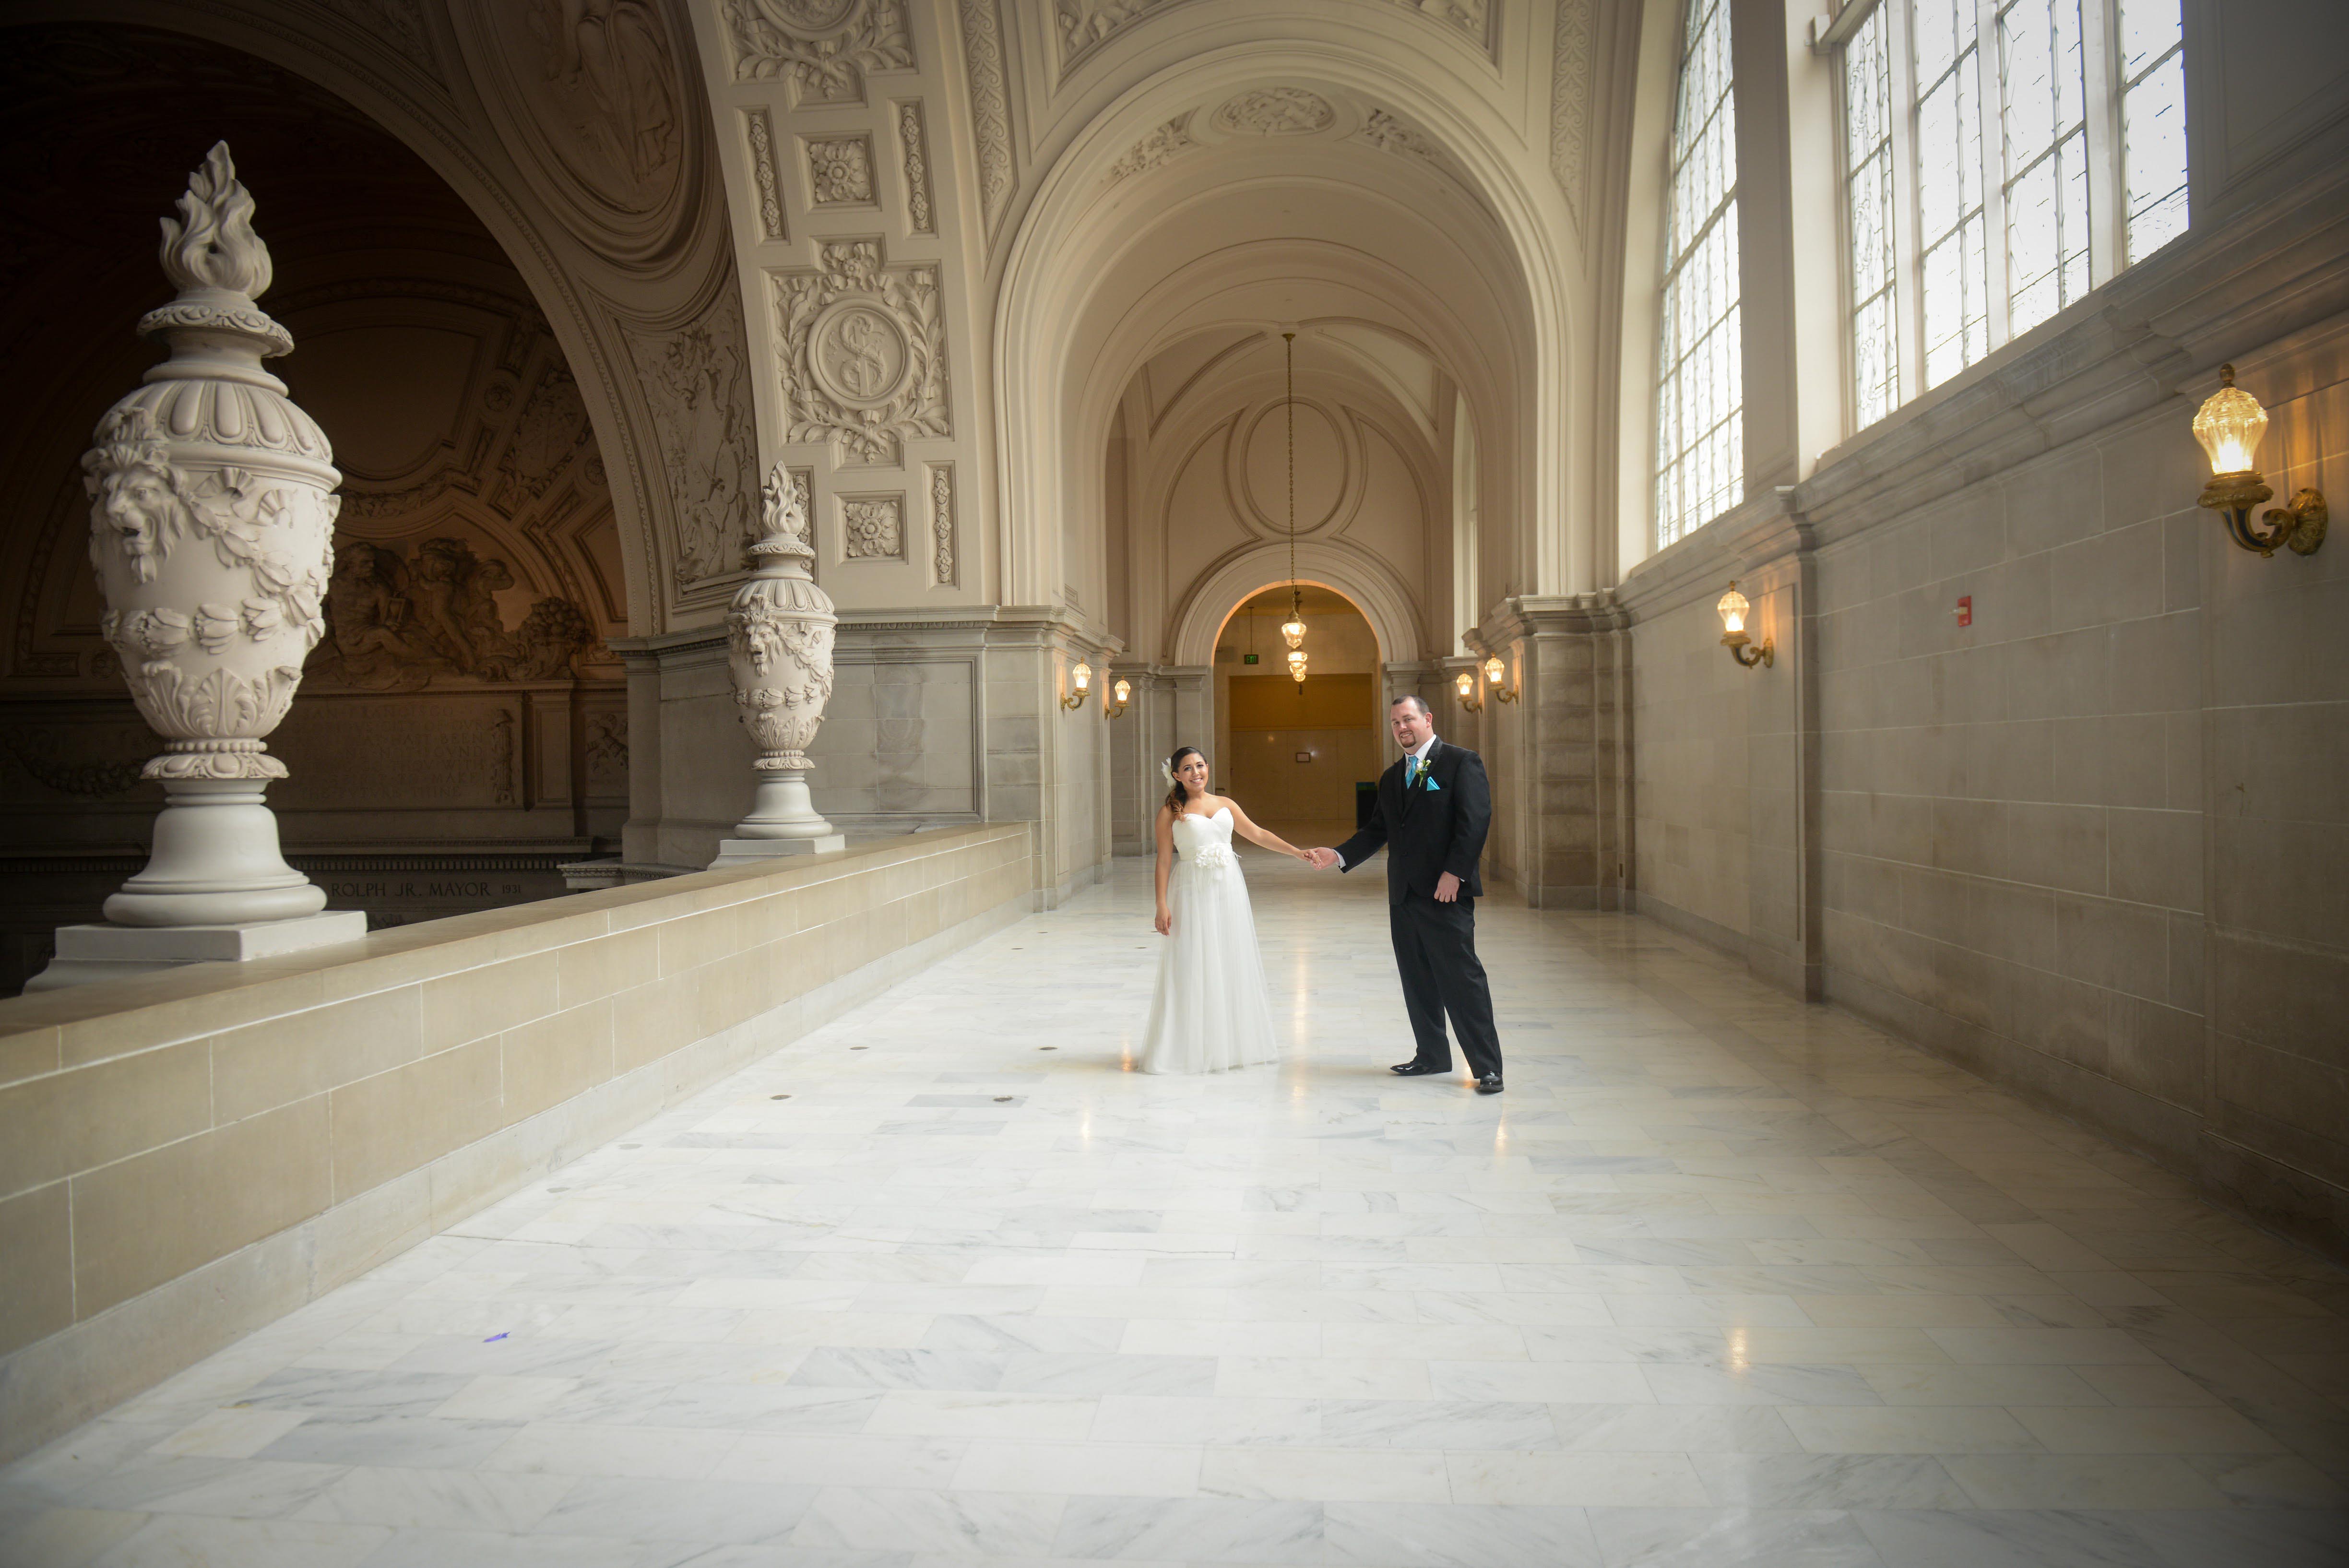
[957,0,1013,237]
[1106,113,1194,183]
[1054,0,1171,72]
[1549,0,1594,233]
[316,0,439,75]
[623,280,759,591]
[771,240,950,467]
[720,0,913,100]
[805,134,876,205]
[840,494,907,560]
[927,463,957,586]
[742,107,786,240]
[1056,0,1489,75]
[1210,88,1335,137]
[897,101,935,234]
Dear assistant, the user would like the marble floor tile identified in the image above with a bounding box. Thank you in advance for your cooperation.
[8,856,2347,1565]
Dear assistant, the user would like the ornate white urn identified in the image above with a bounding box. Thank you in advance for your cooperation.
[85,143,338,927]
[712,461,843,864]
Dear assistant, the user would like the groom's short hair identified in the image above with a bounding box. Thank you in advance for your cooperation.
[1389,694,1431,717]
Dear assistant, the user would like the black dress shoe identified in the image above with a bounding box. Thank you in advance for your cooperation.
[1390,1061,1449,1076]
[1475,1074,1504,1094]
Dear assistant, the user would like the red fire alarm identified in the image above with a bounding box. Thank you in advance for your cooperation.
[1955,595,1972,628]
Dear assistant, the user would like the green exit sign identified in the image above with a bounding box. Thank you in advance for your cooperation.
[1242,653,1258,664]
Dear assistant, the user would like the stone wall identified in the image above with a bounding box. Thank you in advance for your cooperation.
[1617,168,2349,1251]
[0,823,1034,1461]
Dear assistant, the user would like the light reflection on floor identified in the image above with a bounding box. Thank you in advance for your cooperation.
[1,851,2345,1567]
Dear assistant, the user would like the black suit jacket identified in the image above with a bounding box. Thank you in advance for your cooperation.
[1335,739,1491,904]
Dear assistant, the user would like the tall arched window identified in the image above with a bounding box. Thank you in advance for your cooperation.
[1654,0,1742,549]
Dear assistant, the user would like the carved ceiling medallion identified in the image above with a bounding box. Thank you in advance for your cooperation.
[808,300,914,410]
[771,240,949,467]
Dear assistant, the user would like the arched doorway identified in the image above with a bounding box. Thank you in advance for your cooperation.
[1212,587,1384,849]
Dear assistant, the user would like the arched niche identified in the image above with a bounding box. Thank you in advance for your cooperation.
[4,0,747,635]
[1168,545,1421,668]
[995,47,1591,629]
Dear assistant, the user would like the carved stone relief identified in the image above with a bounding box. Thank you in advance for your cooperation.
[841,495,906,560]
[309,536,598,689]
[771,240,950,467]
[1057,0,1490,77]
[623,278,759,590]
[722,0,913,101]
[1211,88,1337,136]
[1106,114,1195,183]
[898,102,935,233]
[1549,0,1593,233]
[743,107,786,239]
[956,0,1013,236]
[1353,107,1453,177]
[927,463,956,586]
[1055,0,1171,68]
[805,134,875,204]
[465,0,692,259]
[498,365,592,505]
[316,0,439,74]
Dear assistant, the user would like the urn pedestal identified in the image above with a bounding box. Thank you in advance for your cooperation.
[28,144,363,990]
[711,463,844,868]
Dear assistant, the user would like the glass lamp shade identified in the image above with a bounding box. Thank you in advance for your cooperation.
[1717,583,1750,636]
[1482,655,1505,686]
[1071,661,1092,694]
[2193,365,2267,476]
[1280,617,1306,650]
[1455,670,1475,699]
[1112,678,1131,705]
[1285,647,1307,682]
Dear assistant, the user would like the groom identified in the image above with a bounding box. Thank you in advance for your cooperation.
[1310,694,1504,1094]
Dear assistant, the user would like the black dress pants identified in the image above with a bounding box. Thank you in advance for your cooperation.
[1389,893,1503,1079]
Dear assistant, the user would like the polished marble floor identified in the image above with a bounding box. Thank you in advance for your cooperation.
[5,847,2347,1567]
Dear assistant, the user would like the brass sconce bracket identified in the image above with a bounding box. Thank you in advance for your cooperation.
[1456,686,1484,713]
[1103,682,1131,720]
[2199,474,2327,558]
[1722,631,1774,669]
[1490,684,1520,704]
[1060,690,1089,711]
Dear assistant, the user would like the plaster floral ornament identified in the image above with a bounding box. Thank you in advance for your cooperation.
[79,142,341,926]
[716,460,841,857]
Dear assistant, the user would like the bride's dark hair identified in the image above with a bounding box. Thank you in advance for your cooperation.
[1163,746,1204,813]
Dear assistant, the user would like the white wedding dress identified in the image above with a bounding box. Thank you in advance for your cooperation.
[1140,807,1281,1074]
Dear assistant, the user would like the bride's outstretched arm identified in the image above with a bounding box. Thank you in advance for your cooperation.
[1222,799,1312,862]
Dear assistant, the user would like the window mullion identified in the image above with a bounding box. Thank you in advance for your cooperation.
[2081,0,2122,286]
[1976,0,2011,350]
[1887,0,1925,407]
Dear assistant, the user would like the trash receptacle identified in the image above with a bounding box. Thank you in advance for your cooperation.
[1355,780,1377,829]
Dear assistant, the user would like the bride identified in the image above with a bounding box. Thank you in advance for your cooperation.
[1140,747,1314,1074]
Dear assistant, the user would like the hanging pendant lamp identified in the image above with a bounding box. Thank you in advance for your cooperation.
[1281,331,1306,685]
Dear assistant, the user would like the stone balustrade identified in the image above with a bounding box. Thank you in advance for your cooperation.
[0,822,1032,1461]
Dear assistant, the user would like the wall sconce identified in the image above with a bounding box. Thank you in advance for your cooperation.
[1480,655,1519,704]
[1718,582,1773,668]
[1104,677,1131,719]
[2194,364,2326,557]
[1454,668,1483,713]
[1062,660,1092,710]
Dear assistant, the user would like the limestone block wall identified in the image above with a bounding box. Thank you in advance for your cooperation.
[0,823,1033,1462]
[1618,182,2349,1249]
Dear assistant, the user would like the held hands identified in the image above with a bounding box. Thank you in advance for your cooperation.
[1434,872,1461,903]
[1307,847,1341,870]
[1153,904,1171,936]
